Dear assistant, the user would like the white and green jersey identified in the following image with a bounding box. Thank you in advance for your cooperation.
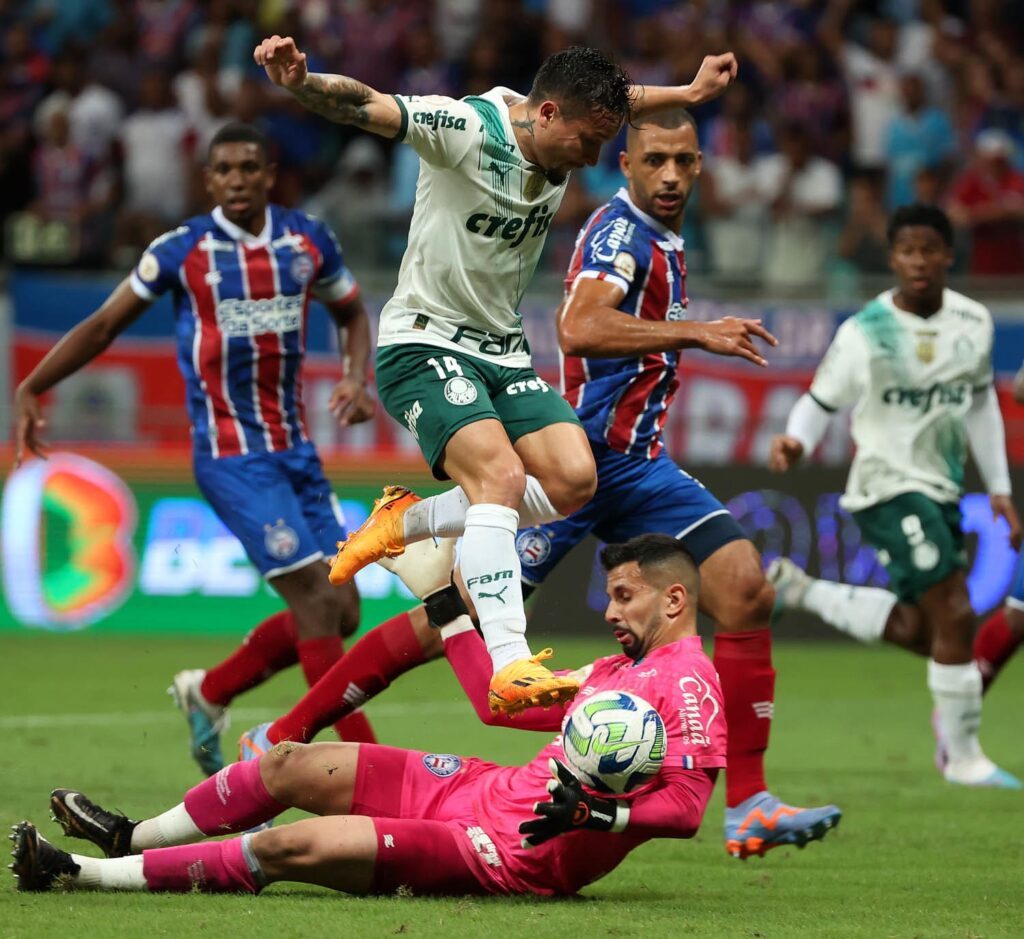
[810,288,994,511]
[379,88,568,368]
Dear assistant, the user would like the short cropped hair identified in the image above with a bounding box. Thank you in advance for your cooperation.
[600,534,699,594]
[528,46,632,122]
[887,204,954,247]
[626,107,697,147]
[208,122,270,162]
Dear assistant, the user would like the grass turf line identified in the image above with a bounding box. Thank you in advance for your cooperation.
[2,633,1022,938]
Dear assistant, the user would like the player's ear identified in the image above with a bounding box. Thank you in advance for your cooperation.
[203,164,214,198]
[538,100,558,127]
[694,148,703,177]
[663,582,688,618]
[619,149,631,179]
[265,162,277,192]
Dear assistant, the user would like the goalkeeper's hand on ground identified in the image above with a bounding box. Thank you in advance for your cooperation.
[518,758,629,848]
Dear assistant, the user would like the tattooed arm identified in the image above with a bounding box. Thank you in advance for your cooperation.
[254,35,402,137]
[629,53,739,117]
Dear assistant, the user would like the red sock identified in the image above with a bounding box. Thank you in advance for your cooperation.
[200,611,298,707]
[974,608,1023,693]
[296,635,378,744]
[713,628,775,807]
[269,612,425,744]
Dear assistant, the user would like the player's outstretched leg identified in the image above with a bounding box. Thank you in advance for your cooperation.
[767,558,900,645]
[329,486,421,584]
[168,669,229,776]
[10,822,81,892]
[50,790,138,858]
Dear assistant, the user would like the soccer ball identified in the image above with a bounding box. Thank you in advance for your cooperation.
[561,691,667,795]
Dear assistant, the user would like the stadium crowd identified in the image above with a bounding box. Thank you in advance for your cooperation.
[1,0,1022,287]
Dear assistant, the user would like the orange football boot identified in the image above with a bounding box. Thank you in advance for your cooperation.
[329,485,421,585]
[488,648,581,715]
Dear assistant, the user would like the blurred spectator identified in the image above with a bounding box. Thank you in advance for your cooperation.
[29,0,113,55]
[704,83,774,160]
[115,70,195,259]
[135,0,199,72]
[703,122,770,283]
[913,165,946,205]
[400,27,458,98]
[314,0,422,93]
[36,48,123,164]
[479,0,544,93]
[174,33,238,150]
[0,0,1019,280]
[947,129,1024,276]
[776,42,848,165]
[620,15,673,87]
[86,8,147,110]
[820,4,903,172]
[979,59,1024,171]
[836,173,890,274]
[306,137,391,266]
[29,106,113,260]
[756,121,842,290]
[462,34,504,96]
[884,72,956,209]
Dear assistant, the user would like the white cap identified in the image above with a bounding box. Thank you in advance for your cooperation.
[975,128,1015,157]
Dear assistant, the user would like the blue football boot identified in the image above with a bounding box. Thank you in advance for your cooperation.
[169,669,227,777]
[725,791,842,859]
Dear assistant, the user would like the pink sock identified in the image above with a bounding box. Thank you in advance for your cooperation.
[143,837,261,893]
[183,760,285,835]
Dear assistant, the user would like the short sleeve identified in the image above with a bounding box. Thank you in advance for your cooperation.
[569,211,647,296]
[809,318,868,411]
[967,307,995,391]
[130,225,193,301]
[308,217,359,304]
[392,94,480,169]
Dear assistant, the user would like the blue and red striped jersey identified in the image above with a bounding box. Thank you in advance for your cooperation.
[130,204,359,459]
[561,189,688,460]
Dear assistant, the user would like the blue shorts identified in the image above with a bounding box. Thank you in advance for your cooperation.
[516,444,747,586]
[1007,548,1024,612]
[193,441,347,578]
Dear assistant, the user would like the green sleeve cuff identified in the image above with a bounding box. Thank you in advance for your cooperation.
[392,94,408,142]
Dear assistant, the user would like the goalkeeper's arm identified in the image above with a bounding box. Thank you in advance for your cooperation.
[519,759,715,847]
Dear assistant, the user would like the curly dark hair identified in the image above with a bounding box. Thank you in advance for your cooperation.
[528,46,633,121]
[887,204,954,247]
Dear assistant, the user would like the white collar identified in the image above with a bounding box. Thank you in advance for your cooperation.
[614,188,685,250]
[212,205,272,247]
[880,287,948,321]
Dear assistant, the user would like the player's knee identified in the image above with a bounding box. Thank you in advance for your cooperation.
[293,580,347,640]
[251,824,314,872]
[545,457,597,516]
[716,570,773,631]
[259,741,311,801]
[473,462,527,507]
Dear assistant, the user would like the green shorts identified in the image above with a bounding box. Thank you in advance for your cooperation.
[376,344,582,479]
[853,492,968,602]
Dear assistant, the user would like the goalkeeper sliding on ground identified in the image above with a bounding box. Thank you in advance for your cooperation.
[13,535,744,897]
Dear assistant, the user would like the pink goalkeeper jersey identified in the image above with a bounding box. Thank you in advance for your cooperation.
[445,633,726,895]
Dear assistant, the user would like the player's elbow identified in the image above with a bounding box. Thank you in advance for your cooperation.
[557,311,598,358]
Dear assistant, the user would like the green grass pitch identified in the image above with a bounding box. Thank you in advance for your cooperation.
[2,632,1022,938]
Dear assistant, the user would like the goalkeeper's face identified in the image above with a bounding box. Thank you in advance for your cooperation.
[603,561,688,659]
